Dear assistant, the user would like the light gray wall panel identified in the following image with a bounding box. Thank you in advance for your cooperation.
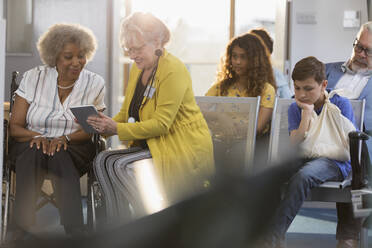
[0,16,6,234]
[0,0,3,18]
[289,0,368,71]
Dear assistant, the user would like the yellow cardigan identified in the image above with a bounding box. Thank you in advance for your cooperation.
[113,50,215,202]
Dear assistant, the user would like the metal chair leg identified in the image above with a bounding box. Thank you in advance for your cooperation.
[86,169,96,232]
[2,180,10,243]
[90,181,105,231]
[90,184,96,231]
[360,226,368,248]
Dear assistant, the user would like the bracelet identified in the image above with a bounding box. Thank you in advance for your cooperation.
[64,135,71,143]
[33,135,43,139]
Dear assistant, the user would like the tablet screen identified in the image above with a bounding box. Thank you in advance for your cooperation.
[70,105,99,133]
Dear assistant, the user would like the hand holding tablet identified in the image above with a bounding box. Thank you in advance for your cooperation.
[70,105,99,133]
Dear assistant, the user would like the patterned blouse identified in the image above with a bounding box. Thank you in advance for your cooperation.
[15,65,106,137]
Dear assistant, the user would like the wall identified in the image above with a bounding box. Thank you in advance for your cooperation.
[4,0,109,105]
[289,0,368,73]
[0,0,5,234]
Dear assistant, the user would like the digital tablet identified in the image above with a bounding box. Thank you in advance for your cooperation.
[70,105,99,133]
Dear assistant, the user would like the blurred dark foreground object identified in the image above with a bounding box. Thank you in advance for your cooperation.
[5,157,306,248]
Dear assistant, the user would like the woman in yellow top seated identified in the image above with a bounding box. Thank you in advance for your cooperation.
[205,32,276,174]
[87,12,214,204]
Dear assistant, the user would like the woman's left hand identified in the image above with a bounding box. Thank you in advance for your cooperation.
[48,136,68,156]
[87,112,117,135]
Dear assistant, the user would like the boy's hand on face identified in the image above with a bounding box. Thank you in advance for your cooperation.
[295,98,314,113]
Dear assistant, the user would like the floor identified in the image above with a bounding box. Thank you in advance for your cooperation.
[287,202,372,248]
[2,201,372,247]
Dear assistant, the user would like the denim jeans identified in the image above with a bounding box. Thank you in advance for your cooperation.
[271,157,344,244]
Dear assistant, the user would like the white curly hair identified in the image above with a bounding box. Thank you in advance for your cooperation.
[37,23,97,67]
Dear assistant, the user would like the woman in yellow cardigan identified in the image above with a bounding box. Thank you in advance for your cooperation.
[87,12,214,204]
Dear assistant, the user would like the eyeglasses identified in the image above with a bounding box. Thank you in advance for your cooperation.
[353,39,372,57]
[123,44,146,55]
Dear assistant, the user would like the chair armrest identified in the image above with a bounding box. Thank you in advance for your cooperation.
[349,131,370,190]
[349,131,369,140]
[3,119,9,168]
[98,136,106,152]
[93,133,107,155]
[10,71,19,113]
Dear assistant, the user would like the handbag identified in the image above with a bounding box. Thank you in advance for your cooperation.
[301,90,356,161]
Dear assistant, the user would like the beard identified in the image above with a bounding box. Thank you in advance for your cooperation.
[350,57,370,73]
[350,62,368,73]
[349,49,372,72]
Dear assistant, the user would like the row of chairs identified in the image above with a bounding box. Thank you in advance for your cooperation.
[196,95,366,190]
[195,95,370,247]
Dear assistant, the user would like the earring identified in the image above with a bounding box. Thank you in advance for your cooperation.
[155,49,163,57]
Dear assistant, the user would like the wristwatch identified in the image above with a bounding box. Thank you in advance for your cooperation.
[64,135,71,143]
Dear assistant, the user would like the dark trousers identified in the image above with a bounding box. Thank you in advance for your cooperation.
[336,135,371,241]
[336,203,362,240]
[11,140,95,229]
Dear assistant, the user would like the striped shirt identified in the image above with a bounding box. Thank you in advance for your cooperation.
[15,65,106,138]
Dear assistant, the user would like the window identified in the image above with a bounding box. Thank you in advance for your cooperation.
[117,0,280,97]
[124,0,230,96]
[110,0,230,148]
[110,0,280,148]
[5,0,33,55]
[235,0,276,36]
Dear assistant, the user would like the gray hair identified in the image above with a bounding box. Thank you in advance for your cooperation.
[37,23,97,67]
[119,12,170,49]
[357,21,372,38]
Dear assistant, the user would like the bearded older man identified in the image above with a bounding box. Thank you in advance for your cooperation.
[326,21,372,248]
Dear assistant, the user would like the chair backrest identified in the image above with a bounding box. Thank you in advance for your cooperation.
[267,98,365,165]
[195,96,260,173]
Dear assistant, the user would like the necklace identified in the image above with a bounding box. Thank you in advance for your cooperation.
[57,82,76,89]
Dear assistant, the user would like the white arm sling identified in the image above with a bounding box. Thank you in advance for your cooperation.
[301,90,356,161]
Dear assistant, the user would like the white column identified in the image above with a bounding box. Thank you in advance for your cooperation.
[0,17,6,240]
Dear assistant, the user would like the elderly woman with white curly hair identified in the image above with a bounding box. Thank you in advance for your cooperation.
[9,23,106,238]
[87,12,215,207]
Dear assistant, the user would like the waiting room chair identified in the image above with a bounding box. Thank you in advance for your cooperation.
[195,96,260,175]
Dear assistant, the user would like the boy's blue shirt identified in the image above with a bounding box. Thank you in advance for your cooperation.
[288,94,357,179]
